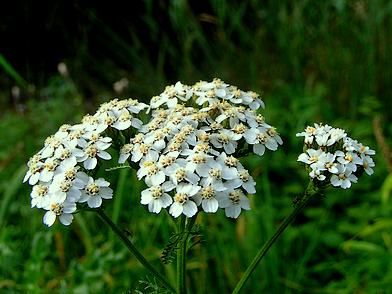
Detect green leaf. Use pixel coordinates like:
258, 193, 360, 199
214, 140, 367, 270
342, 240, 386, 254
0, 53, 28, 88
381, 173, 392, 206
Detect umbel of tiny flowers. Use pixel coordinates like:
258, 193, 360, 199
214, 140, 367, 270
23, 78, 282, 228
296, 123, 376, 189
130, 78, 282, 219
23, 98, 147, 227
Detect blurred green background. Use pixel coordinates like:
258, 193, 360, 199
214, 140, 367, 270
1, 1, 391, 293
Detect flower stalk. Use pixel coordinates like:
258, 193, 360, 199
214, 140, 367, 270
176, 215, 187, 294
175, 213, 199, 294
94, 208, 176, 293
232, 181, 319, 294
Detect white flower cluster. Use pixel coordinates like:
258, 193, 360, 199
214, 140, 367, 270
129, 78, 282, 219
23, 98, 147, 226
296, 123, 375, 189
24, 78, 282, 226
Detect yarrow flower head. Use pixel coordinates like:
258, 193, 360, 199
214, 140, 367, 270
23, 98, 147, 226
133, 78, 282, 219
296, 123, 375, 189
24, 79, 282, 227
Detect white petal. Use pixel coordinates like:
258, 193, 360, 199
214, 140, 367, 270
43, 211, 56, 227
160, 194, 173, 208
99, 187, 113, 199
253, 144, 265, 156
141, 190, 153, 205
169, 202, 183, 218
59, 213, 73, 226
183, 201, 197, 217
202, 199, 219, 213
87, 196, 102, 208
98, 150, 112, 160
149, 201, 162, 214
84, 157, 97, 170
225, 205, 241, 219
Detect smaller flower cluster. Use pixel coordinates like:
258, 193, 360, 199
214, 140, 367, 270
23, 98, 147, 226
296, 123, 375, 189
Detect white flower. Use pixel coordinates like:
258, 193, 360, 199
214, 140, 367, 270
137, 157, 166, 186
298, 123, 375, 188
309, 166, 326, 181
216, 152, 244, 180
193, 182, 226, 213
76, 139, 112, 170
358, 144, 376, 156
326, 128, 347, 146
296, 125, 317, 144
67, 124, 87, 148
159, 82, 191, 108
43, 196, 77, 227
336, 151, 363, 172
230, 169, 256, 194
39, 157, 60, 182
228, 87, 246, 104
186, 153, 214, 176
231, 123, 248, 140
361, 154, 375, 175
126, 98, 148, 114
54, 124, 72, 140
53, 144, 78, 167
49, 170, 88, 202
26, 80, 285, 222
318, 152, 338, 174
198, 160, 225, 186
157, 152, 180, 173
297, 149, 324, 168
118, 143, 134, 164
23, 160, 44, 185
244, 128, 278, 156
181, 142, 219, 158
195, 89, 219, 105
264, 126, 283, 146
112, 108, 143, 130
210, 129, 241, 154
93, 110, 116, 133
81, 114, 100, 132
246, 113, 265, 128
169, 183, 200, 218
218, 188, 250, 219
30, 182, 51, 209
331, 164, 358, 189
215, 107, 246, 128
144, 130, 167, 151
131, 142, 159, 163
169, 166, 200, 186
39, 135, 63, 159
79, 177, 113, 208
141, 182, 173, 214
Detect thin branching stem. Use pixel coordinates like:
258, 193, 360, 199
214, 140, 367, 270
176, 215, 187, 294
175, 213, 199, 294
95, 208, 176, 293
232, 181, 318, 294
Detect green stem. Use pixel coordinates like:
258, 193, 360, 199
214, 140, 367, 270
232, 182, 318, 294
175, 214, 198, 294
95, 208, 176, 293
176, 215, 187, 294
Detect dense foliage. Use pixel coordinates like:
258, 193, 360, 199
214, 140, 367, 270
0, 1, 391, 293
